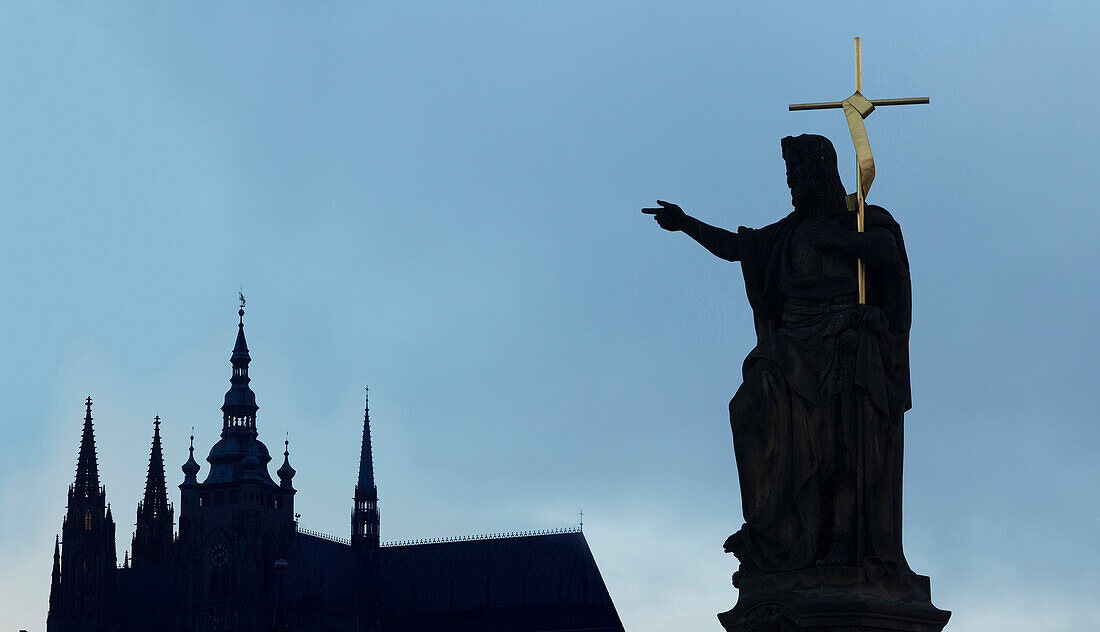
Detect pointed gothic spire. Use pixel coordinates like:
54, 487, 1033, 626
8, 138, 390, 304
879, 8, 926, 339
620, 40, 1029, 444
132, 414, 175, 568
47, 534, 61, 629
221, 300, 258, 434
141, 416, 169, 518
54, 399, 117, 630
352, 387, 380, 549
51, 535, 61, 581
357, 387, 375, 495
73, 396, 101, 498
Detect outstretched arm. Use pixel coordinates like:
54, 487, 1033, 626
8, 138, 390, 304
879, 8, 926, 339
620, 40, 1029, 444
642, 200, 740, 262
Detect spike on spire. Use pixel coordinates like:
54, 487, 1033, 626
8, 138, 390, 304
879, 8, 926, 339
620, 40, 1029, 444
73, 396, 101, 498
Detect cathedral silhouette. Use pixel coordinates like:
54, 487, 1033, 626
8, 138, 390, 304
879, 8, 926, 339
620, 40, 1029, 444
46, 307, 624, 632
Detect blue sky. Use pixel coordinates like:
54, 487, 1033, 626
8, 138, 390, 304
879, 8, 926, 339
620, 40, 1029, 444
1, 2, 1098, 630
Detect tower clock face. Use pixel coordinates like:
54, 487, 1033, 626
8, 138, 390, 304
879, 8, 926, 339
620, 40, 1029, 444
211, 541, 229, 568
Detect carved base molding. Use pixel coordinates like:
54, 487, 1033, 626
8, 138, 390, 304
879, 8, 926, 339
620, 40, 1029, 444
718, 567, 950, 632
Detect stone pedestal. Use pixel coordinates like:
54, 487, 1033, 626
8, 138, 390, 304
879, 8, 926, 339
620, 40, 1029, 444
718, 567, 950, 632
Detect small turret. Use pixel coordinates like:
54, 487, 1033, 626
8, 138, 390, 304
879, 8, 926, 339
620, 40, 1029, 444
177, 430, 201, 544
278, 437, 296, 489
181, 432, 200, 483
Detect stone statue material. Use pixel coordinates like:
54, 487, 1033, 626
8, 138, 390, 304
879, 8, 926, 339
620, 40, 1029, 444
643, 134, 948, 631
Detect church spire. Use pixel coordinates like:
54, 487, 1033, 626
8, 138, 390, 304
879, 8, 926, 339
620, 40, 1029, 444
52, 534, 61, 577
47, 535, 61, 631
132, 416, 174, 567
352, 387, 380, 549
52, 398, 117, 632
50, 535, 61, 588
141, 416, 169, 517
357, 387, 376, 494
221, 296, 258, 435
73, 397, 101, 499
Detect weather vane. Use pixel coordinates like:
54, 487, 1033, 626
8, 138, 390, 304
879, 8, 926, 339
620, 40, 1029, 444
789, 36, 929, 304
239, 291, 246, 310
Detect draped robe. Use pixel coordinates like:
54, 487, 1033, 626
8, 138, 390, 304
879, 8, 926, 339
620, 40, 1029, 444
727, 204, 912, 579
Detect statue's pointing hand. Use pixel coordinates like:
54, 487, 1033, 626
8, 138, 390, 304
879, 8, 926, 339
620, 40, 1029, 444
642, 200, 687, 232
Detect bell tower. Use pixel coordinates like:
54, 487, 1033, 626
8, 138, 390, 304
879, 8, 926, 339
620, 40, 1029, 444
176, 302, 296, 632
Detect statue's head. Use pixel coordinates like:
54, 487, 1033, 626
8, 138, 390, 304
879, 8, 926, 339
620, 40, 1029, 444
781, 134, 848, 216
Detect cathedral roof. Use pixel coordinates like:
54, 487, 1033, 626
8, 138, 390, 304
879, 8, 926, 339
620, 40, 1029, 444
374, 531, 620, 623
281, 530, 622, 630
283, 533, 370, 609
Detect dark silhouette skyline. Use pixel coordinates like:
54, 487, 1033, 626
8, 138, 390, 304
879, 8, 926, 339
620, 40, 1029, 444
3, 5, 1097, 632
46, 309, 623, 632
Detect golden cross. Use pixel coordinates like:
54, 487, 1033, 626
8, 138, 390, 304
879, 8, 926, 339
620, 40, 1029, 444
789, 37, 929, 304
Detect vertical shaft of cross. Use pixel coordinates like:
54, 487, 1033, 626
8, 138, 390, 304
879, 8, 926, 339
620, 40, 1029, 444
855, 37, 862, 93
854, 37, 867, 304
788, 38, 929, 306
853, 36, 866, 565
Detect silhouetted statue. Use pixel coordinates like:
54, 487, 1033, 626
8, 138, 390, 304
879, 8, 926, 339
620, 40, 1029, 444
643, 134, 912, 582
